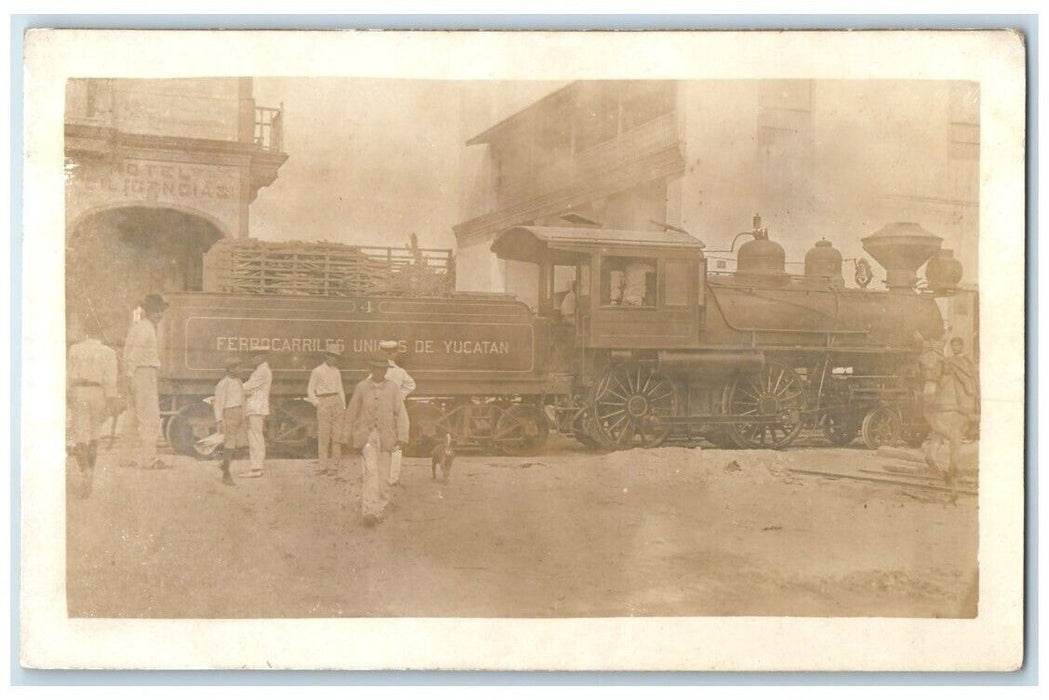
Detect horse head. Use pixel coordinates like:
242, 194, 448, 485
918, 347, 945, 400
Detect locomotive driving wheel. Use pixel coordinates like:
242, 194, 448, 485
590, 363, 677, 450
725, 361, 806, 449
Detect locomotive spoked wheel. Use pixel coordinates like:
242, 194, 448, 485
271, 399, 319, 457
725, 362, 806, 449
165, 401, 219, 458
493, 404, 550, 455
591, 364, 677, 450
821, 414, 859, 446
860, 406, 903, 449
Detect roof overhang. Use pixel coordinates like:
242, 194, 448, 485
491, 226, 705, 264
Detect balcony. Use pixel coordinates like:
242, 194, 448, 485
575, 112, 679, 179
456, 111, 683, 243
254, 105, 284, 152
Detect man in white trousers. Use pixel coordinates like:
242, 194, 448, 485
241, 348, 273, 478
378, 339, 415, 487
307, 346, 346, 476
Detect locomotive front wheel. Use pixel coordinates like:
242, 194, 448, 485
821, 414, 859, 447
860, 406, 902, 449
493, 404, 550, 455
725, 362, 805, 449
591, 364, 677, 450
165, 401, 218, 458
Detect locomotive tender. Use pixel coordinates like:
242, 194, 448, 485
160, 217, 961, 456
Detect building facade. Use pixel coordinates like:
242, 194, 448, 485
65, 78, 287, 342
454, 80, 979, 316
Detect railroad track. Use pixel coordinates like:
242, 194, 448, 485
787, 465, 977, 497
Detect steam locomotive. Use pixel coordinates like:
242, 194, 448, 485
159, 217, 963, 456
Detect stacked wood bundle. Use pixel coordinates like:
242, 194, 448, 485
202, 238, 454, 297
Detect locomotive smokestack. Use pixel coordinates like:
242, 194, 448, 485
861, 222, 943, 293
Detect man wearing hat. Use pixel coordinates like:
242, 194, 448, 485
213, 355, 247, 486
67, 316, 119, 487
379, 340, 415, 486
307, 345, 346, 476
119, 294, 170, 470
341, 353, 409, 525
241, 347, 273, 478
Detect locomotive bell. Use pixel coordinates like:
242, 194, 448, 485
925, 248, 964, 293
861, 222, 942, 293
803, 239, 844, 287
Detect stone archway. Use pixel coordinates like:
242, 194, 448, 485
67, 206, 225, 346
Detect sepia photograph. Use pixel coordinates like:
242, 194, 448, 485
21, 29, 1026, 671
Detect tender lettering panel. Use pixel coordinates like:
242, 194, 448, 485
184, 316, 535, 373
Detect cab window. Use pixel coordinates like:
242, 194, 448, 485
601, 256, 657, 307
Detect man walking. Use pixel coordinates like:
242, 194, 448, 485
120, 294, 171, 470
307, 345, 346, 476
67, 318, 119, 489
241, 348, 273, 478
213, 356, 246, 486
342, 354, 409, 526
378, 340, 414, 486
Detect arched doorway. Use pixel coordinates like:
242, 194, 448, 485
66, 206, 226, 345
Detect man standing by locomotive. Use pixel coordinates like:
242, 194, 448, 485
68, 317, 119, 486
213, 355, 247, 486
241, 347, 273, 478
379, 339, 415, 487
342, 354, 409, 526
307, 345, 346, 476
119, 294, 171, 470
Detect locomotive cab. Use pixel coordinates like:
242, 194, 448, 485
492, 226, 708, 356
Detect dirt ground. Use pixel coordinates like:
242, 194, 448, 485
66, 435, 979, 619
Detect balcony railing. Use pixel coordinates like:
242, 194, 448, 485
574, 111, 678, 177
496, 111, 679, 209
254, 105, 284, 152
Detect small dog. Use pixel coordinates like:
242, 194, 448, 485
431, 433, 455, 481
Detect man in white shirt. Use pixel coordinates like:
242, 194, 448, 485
307, 346, 346, 476
560, 281, 577, 324
67, 320, 119, 486
379, 340, 415, 486
119, 294, 171, 470
241, 348, 273, 478
213, 356, 246, 486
